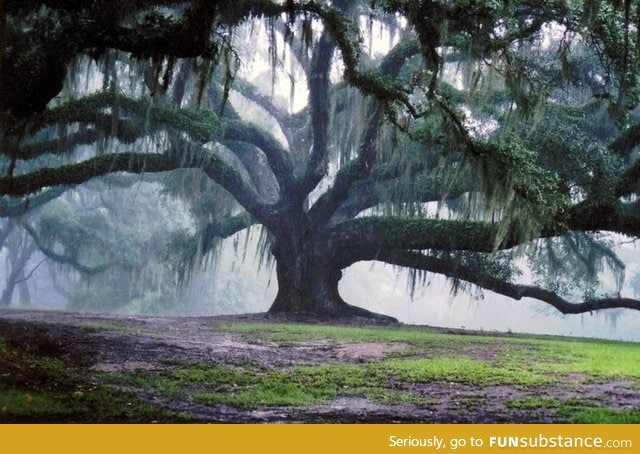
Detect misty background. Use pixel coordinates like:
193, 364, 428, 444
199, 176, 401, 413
2, 15, 640, 342
2, 201, 640, 342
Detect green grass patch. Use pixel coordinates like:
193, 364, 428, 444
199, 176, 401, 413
106, 355, 549, 410
5, 321, 640, 421
194, 378, 323, 407
492, 336, 640, 381
568, 407, 640, 423
0, 389, 74, 416
218, 322, 640, 380
375, 357, 550, 386
538, 341, 640, 378
216, 322, 506, 346
106, 364, 256, 400
108, 361, 433, 409
554, 397, 640, 423
505, 397, 640, 423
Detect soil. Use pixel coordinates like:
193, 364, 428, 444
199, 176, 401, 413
0, 309, 638, 423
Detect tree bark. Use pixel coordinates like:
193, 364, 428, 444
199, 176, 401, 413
266, 221, 397, 323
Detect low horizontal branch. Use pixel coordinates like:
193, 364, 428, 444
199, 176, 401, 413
327, 216, 505, 253
375, 249, 640, 315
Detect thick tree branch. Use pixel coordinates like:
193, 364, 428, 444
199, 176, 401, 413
327, 216, 506, 253
0, 148, 269, 220
308, 37, 423, 226
12, 121, 140, 161
33, 91, 222, 145
232, 79, 300, 135
372, 249, 640, 315
223, 141, 280, 203
567, 199, 640, 237
308, 107, 384, 226
614, 158, 640, 197
300, 30, 335, 195
610, 122, 640, 156
223, 119, 293, 192
82, 2, 217, 58
201, 212, 256, 254
328, 173, 473, 226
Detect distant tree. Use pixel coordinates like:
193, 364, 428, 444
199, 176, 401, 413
2, 1, 640, 320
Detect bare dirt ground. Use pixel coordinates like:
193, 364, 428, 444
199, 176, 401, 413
1, 309, 638, 423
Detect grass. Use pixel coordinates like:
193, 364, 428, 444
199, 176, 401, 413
375, 357, 550, 386
108, 361, 436, 408
107, 355, 547, 410
504, 396, 640, 423
215, 321, 506, 346
0, 335, 188, 422
569, 408, 640, 423
0, 389, 74, 417
3, 320, 640, 422
220, 321, 640, 380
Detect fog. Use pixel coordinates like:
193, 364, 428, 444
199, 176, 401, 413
3, 9, 640, 343
3, 217, 639, 342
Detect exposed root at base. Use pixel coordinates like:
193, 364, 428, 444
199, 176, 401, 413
266, 302, 399, 326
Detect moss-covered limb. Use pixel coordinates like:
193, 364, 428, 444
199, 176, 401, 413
200, 212, 256, 254
34, 91, 222, 145
307, 157, 367, 226
0, 152, 178, 197
164, 138, 272, 219
4, 1, 197, 117
11, 122, 140, 162
609, 121, 640, 156
232, 79, 306, 140
231, 79, 309, 173
223, 140, 280, 203
567, 198, 640, 237
371, 249, 640, 315
0, 147, 269, 219
0, 187, 69, 218
308, 106, 385, 227
300, 30, 335, 195
614, 157, 640, 197
326, 216, 508, 253
223, 119, 293, 192
378, 38, 421, 77
5, 0, 185, 16
328, 173, 474, 226
20, 222, 112, 276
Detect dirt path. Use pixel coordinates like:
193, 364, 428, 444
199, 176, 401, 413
1, 309, 638, 423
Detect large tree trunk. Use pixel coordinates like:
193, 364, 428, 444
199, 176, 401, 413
266, 226, 397, 323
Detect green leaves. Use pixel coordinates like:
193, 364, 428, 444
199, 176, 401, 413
470, 133, 568, 244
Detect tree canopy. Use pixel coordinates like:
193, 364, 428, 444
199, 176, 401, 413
2, 0, 640, 320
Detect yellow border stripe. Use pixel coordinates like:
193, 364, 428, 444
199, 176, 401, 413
1, 424, 638, 454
